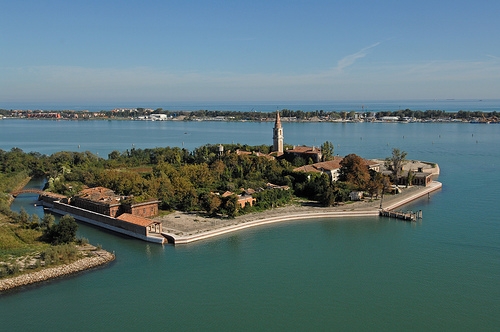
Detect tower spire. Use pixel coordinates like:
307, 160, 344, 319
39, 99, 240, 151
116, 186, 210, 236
275, 110, 282, 128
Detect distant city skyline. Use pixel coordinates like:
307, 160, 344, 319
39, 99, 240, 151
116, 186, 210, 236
2, 0, 500, 103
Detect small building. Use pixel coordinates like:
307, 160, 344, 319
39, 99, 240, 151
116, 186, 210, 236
116, 213, 162, 236
293, 157, 380, 182
122, 200, 160, 218
285, 145, 323, 163
237, 194, 256, 208
349, 191, 364, 201
266, 183, 290, 190
150, 114, 167, 121
222, 190, 256, 208
72, 187, 159, 218
72, 187, 122, 217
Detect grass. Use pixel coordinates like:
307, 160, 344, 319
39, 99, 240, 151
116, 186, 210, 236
0, 213, 83, 279
0, 222, 49, 261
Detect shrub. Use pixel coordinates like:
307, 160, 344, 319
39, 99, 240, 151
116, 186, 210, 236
42, 214, 78, 245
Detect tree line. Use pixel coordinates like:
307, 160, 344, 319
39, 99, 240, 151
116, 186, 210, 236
1, 143, 405, 218
2, 107, 498, 121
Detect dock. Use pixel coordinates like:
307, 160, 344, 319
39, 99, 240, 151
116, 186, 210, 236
379, 209, 422, 221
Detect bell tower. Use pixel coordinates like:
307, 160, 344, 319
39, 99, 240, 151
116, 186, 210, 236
273, 111, 283, 154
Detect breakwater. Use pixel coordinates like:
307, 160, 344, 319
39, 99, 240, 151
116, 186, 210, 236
0, 250, 115, 292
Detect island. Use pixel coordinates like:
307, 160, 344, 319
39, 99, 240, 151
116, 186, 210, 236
1, 112, 442, 290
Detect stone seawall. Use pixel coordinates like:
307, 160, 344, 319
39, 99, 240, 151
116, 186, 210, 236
0, 250, 115, 292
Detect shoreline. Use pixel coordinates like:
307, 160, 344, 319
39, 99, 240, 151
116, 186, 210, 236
160, 181, 442, 244
0, 248, 115, 293
2, 116, 497, 124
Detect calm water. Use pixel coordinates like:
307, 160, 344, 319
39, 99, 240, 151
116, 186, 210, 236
1, 117, 500, 331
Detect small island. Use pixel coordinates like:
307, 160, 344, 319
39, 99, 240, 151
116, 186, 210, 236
1, 112, 441, 289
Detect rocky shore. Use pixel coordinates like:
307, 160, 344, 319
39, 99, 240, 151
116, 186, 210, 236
0, 249, 115, 292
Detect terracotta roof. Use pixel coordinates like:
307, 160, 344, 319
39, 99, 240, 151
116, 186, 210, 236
311, 157, 344, 170
235, 149, 252, 156
286, 146, 321, 154
293, 156, 377, 173
77, 187, 119, 202
293, 156, 342, 173
116, 213, 157, 227
293, 164, 320, 173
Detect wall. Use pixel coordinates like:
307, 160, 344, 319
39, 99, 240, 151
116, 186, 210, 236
52, 201, 146, 236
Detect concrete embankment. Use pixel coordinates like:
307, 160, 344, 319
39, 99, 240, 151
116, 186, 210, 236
168, 210, 379, 244
0, 250, 115, 292
383, 181, 442, 210
164, 181, 443, 245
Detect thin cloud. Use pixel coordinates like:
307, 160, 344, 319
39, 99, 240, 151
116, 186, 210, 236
335, 42, 381, 72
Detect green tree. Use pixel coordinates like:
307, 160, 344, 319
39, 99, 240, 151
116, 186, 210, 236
18, 207, 30, 227
367, 172, 389, 198
41, 214, 55, 230
385, 148, 408, 182
321, 141, 335, 161
199, 192, 222, 215
220, 195, 238, 218
43, 214, 78, 245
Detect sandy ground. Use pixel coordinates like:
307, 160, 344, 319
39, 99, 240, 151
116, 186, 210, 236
156, 182, 441, 239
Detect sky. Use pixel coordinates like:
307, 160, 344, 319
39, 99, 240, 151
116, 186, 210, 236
1, 0, 500, 104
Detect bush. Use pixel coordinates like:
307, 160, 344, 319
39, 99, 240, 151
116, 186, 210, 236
76, 237, 89, 245
42, 214, 78, 245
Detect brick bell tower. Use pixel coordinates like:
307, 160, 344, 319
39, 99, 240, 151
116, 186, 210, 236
273, 111, 284, 154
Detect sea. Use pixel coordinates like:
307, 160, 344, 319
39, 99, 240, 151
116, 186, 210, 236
1, 100, 499, 331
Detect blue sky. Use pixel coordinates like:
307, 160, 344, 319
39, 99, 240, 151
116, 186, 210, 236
1, 0, 499, 103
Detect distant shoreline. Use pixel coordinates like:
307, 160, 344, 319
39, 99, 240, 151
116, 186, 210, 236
1, 116, 497, 124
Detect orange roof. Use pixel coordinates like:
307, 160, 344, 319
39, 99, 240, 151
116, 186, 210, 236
286, 146, 321, 155
293, 156, 380, 173
116, 213, 157, 227
293, 164, 320, 173
311, 156, 344, 170
78, 187, 119, 202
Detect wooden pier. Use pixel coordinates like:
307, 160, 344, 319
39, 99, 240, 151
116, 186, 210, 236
379, 209, 422, 222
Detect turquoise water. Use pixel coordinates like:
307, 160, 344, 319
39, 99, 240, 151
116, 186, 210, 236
1, 119, 500, 331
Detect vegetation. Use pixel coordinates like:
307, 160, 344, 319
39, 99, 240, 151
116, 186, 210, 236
385, 148, 408, 183
0, 211, 83, 279
1, 142, 397, 215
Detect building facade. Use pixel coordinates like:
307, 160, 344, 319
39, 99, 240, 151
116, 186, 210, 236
71, 187, 159, 218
